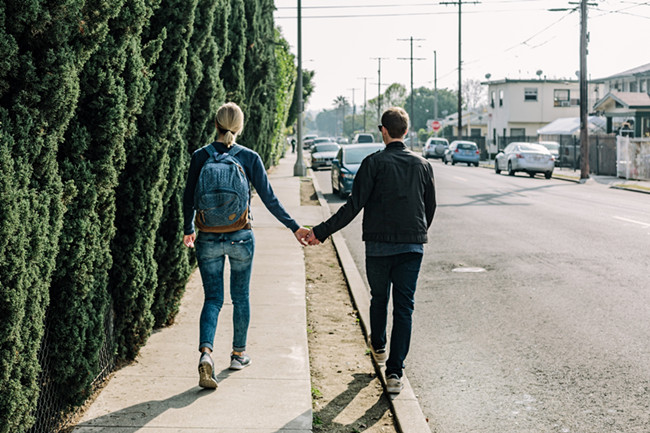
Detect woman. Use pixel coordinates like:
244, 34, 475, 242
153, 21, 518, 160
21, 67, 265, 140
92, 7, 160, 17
183, 102, 308, 389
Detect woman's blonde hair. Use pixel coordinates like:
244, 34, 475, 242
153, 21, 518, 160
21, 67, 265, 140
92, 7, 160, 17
216, 102, 244, 147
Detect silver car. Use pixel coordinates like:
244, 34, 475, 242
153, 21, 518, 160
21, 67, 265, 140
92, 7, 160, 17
422, 137, 449, 159
310, 142, 341, 170
495, 142, 555, 179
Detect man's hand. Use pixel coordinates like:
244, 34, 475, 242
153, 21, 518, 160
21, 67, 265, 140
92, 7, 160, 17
183, 233, 196, 248
306, 229, 321, 246
294, 227, 310, 246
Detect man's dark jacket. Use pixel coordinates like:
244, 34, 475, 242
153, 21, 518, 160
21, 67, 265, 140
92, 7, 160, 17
313, 141, 436, 244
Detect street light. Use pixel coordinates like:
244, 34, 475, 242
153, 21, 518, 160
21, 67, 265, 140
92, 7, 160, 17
293, 0, 306, 176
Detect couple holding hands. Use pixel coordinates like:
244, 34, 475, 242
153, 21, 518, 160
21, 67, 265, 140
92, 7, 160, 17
183, 103, 436, 394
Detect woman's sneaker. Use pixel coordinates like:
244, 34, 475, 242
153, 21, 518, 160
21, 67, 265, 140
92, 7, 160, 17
229, 352, 251, 370
367, 336, 388, 364
198, 352, 218, 389
386, 374, 403, 394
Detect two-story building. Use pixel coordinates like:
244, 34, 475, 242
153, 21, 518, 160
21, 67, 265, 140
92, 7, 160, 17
481, 78, 601, 153
591, 62, 650, 137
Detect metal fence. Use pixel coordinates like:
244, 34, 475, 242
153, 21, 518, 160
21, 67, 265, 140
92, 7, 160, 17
540, 134, 617, 175
28, 306, 116, 433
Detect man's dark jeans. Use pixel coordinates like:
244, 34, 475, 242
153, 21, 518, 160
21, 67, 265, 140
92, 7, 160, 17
366, 252, 423, 378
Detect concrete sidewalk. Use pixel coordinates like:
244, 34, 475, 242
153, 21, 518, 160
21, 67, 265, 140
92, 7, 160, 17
73, 152, 323, 432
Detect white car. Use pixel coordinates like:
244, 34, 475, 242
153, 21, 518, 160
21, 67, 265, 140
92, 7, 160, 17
495, 142, 555, 179
422, 137, 449, 159
310, 142, 341, 170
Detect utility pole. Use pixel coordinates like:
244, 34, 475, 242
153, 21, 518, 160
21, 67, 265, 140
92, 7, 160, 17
550, 1, 595, 180
358, 77, 370, 132
348, 88, 358, 135
371, 57, 388, 124
434, 50, 439, 120
293, 0, 306, 176
442, 0, 479, 140
398, 36, 425, 147
578, 0, 590, 181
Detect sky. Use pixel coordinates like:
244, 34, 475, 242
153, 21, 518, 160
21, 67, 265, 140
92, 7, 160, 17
273, 0, 650, 114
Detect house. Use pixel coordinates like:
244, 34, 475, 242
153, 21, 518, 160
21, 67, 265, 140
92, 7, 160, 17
591, 63, 650, 137
440, 107, 488, 138
481, 78, 602, 153
537, 116, 607, 138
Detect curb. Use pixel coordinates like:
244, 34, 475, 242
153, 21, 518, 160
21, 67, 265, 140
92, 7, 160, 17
309, 169, 431, 433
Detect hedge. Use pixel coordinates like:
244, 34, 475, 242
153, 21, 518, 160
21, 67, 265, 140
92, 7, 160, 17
0, 2, 300, 430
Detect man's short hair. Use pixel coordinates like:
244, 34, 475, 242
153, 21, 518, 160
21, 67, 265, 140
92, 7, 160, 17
381, 107, 409, 139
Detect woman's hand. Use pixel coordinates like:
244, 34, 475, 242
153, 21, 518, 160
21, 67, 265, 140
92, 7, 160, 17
183, 233, 196, 248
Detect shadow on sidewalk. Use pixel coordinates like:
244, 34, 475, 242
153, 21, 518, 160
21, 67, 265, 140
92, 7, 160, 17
70, 386, 213, 432
308, 372, 390, 432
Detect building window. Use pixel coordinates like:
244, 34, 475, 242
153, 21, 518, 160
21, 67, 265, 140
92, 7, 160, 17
641, 80, 647, 93
499, 90, 504, 107
510, 128, 525, 137
630, 81, 638, 92
491, 91, 495, 108
524, 88, 538, 101
554, 89, 570, 107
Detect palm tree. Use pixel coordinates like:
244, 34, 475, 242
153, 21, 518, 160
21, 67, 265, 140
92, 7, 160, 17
333, 95, 348, 136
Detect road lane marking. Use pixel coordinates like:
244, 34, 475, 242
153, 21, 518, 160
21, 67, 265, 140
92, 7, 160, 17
453, 176, 468, 182
613, 216, 650, 228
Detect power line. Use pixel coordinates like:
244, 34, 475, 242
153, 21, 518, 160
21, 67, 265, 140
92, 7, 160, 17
275, 8, 551, 19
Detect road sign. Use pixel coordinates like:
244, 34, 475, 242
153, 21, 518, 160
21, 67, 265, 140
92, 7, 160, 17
431, 120, 441, 132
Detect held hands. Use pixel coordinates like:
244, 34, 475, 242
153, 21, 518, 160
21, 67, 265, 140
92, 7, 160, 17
294, 227, 310, 246
305, 228, 321, 246
294, 227, 321, 246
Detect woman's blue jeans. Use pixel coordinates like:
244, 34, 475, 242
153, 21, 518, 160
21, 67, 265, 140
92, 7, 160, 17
195, 229, 255, 353
366, 252, 423, 378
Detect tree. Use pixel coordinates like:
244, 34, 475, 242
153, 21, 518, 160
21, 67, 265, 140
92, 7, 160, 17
271, 28, 297, 163
404, 87, 458, 132
332, 95, 349, 136
462, 78, 487, 111
286, 68, 315, 131
109, 0, 196, 361
315, 109, 339, 136
0, 0, 117, 430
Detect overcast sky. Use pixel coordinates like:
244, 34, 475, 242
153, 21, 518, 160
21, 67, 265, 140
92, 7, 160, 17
273, 0, 650, 113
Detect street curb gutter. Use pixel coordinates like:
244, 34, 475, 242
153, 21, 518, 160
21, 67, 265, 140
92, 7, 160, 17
309, 170, 431, 433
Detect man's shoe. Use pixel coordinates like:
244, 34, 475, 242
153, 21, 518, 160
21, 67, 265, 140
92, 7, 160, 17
198, 352, 218, 389
386, 374, 403, 394
367, 336, 388, 364
229, 352, 251, 370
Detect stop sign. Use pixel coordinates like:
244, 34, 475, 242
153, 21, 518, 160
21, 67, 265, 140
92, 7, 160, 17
431, 120, 441, 132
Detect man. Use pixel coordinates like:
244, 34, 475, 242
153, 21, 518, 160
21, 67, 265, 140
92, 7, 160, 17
306, 107, 436, 394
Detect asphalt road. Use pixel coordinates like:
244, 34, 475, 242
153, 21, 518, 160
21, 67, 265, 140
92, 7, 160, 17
313, 160, 650, 433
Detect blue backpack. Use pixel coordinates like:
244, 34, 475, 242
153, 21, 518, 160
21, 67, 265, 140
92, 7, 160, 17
194, 143, 250, 232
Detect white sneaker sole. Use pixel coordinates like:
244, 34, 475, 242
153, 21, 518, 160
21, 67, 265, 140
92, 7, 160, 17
229, 359, 252, 370
198, 362, 218, 389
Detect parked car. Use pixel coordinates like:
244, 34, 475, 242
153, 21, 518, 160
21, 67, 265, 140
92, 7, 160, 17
331, 143, 385, 197
302, 134, 318, 149
494, 142, 555, 179
335, 136, 350, 144
310, 142, 341, 170
539, 141, 560, 166
308, 137, 336, 150
422, 137, 450, 159
443, 140, 480, 166
352, 133, 375, 144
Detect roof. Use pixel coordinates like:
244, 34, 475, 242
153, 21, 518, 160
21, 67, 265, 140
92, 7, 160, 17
593, 91, 650, 110
536, 116, 607, 135
593, 62, 650, 82
480, 78, 578, 85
